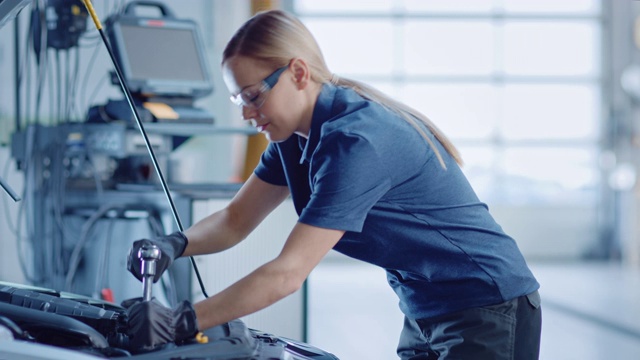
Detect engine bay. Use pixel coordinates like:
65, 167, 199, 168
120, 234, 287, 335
0, 282, 338, 360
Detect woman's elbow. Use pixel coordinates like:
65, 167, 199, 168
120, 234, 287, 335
269, 265, 306, 298
283, 273, 305, 296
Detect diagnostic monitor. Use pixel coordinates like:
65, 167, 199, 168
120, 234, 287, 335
107, 2, 213, 99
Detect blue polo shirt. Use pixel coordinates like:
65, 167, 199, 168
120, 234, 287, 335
254, 83, 539, 320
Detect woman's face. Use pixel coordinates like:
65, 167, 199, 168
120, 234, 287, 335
222, 56, 313, 142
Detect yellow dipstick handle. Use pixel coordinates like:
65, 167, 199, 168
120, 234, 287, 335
81, 0, 102, 30
195, 332, 209, 344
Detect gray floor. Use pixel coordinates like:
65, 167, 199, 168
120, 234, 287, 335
307, 259, 640, 360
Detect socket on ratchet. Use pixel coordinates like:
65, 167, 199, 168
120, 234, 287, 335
138, 244, 161, 301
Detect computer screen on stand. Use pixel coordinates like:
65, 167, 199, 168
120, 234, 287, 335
100, 2, 215, 124
107, 3, 213, 99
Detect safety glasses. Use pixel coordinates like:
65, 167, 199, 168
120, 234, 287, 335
230, 65, 289, 109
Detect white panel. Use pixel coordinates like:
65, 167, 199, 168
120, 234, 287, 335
191, 198, 304, 340
503, 146, 599, 196
303, 19, 395, 75
503, 0, 601, 14
404, 20, 495, 75
401, 83, 498, 139
456, 145, 600, 210
402, 0, 494, 13
295, 0, 394, 13
490, 204, 598, 259
503, 21, 600, 76
501, 84, 600, 140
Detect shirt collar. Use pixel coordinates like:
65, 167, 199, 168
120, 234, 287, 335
299, 83, 337, 164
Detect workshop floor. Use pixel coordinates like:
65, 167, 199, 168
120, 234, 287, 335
307, 259, 640, 360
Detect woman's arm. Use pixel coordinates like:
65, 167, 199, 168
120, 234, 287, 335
182, 173, 290, 256
193, 221, 345, 330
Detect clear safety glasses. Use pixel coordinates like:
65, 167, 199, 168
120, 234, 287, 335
230, 65, 289, 109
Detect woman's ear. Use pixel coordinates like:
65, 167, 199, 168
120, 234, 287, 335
290, 58, 310, 90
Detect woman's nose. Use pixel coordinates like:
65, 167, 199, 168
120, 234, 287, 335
241, 106, 259, 121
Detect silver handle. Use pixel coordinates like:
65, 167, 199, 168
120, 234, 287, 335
138, 244, 161, 302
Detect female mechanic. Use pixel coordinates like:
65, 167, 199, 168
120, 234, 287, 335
126, 9, 542, 360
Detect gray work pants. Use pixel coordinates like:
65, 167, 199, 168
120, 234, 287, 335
397, 291, 542, 360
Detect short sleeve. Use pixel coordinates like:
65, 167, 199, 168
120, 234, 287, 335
254, 142, 288, 186
299, 132, 391, 232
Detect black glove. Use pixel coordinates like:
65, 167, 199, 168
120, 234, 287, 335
126, 298, 199, 353
126, 231, 188, 283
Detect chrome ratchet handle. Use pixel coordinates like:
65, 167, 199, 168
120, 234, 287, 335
138, 244, 161, 302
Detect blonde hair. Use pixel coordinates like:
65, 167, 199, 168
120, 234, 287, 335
223, 10, 462, 168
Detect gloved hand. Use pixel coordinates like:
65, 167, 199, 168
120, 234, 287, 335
125, 298, 199, 353
126, 231, 188, 283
